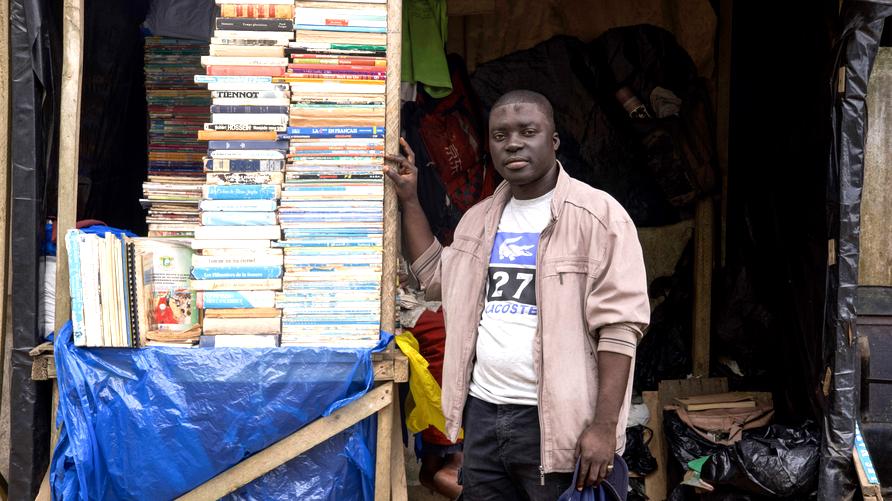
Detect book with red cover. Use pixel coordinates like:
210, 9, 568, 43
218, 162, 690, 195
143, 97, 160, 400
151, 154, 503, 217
207, 65, 286, 77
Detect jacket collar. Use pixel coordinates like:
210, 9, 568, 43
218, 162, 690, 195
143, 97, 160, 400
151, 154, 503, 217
484, 161, 571, 233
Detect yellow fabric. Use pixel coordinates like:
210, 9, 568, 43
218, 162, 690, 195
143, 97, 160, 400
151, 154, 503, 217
395, 330, 455, 437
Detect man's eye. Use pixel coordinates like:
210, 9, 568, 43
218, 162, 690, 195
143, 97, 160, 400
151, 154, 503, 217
493, 133, 505, 141
523, 129, 537, 136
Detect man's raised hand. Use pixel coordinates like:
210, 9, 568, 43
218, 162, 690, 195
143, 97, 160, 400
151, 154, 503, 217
384, 137, 419, 205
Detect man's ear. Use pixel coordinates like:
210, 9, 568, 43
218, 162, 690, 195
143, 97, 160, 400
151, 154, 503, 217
553, 132, 560, 151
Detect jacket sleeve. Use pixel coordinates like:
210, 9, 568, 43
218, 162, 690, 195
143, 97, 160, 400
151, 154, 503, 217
409, 239, 444, 301
586, 219, 651, 358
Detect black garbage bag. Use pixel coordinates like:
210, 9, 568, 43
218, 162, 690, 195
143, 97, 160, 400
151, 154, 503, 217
663, 411, 723, 468
701, 423, 819, 498
623, 425, 658, 475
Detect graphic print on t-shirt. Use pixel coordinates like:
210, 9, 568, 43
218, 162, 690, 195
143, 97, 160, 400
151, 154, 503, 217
484, 232, 538, 314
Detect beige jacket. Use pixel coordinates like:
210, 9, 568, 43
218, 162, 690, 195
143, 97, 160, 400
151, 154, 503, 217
410, 165, 650, 473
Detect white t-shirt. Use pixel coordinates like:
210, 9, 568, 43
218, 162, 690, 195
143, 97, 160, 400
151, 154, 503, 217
468, 189, 554, 406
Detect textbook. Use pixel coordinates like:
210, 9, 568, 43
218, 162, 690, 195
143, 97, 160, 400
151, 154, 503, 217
193, 225, 282, 240
200, 211, 279, 226
191, 265, 284, 280
205, 172, 284, 185
203, 158, 285, 172
190, 278, 283, 291
199, 334, 280, 348
199, 199, 279, 212
197, 290, 277, 309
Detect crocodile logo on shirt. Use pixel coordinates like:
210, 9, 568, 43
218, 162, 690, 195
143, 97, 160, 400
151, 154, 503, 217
498, 236, 535, 262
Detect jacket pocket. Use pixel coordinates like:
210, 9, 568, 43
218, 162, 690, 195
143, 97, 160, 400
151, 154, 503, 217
541, 256, 599, 278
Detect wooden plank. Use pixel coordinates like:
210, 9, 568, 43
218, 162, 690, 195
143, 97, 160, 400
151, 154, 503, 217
380, 0, 402, 339
177, 383, 393, 501
375, 382, 394, 501
717, 0, 732, 267
55, 0, 85, 334
0, 0, 13, 451
389, 389, 408, 501
657, 377, 728, 409
642, 391, 666, 501
692, 199, 714, 377
860, 47, 892, 286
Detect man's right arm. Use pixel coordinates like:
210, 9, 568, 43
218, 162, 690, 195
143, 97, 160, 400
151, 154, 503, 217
384, 138, 438, 272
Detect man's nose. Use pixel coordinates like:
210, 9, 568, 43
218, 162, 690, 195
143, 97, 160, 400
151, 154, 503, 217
505, 137, 522, 151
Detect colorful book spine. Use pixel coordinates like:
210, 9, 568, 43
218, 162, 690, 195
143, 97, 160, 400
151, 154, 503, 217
203, 158, 285, 172
206, 66, 286, 77
199, 199, 279, 211
210, 105, 290, 114
200, 211, 278, 226
219, 4, 294, 19
215, 18, 293, 31
283, 126, 385, 138
191, 266, 284, 280
202, 184, 281, 200
198, 290, 277, 309
195, 75, 273, 84
65, 230, 86, 345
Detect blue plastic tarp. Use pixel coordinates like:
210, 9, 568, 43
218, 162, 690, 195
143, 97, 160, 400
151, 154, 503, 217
50, 322, 392, 500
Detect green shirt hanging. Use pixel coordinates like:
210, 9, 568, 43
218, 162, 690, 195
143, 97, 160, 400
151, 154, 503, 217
402, 0, 453, 98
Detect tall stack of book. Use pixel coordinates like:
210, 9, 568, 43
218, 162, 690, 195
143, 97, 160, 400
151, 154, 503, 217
190, 0, 296, 347
142, 37, 210, 239
273, 0, 387, 347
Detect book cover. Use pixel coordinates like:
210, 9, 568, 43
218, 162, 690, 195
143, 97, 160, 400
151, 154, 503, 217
135, 240, 200, 334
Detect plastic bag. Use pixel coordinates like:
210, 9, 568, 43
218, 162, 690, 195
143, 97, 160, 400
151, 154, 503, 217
622, 425, 657, 475
395, 330, 450, 436
51, 322, 392, 500
701, 423, 819, 498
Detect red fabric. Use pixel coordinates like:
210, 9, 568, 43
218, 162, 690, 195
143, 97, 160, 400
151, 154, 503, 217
411, 309, 460, 446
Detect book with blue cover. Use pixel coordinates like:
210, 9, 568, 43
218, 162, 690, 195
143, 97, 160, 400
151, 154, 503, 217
200, 211, 278, 226
202, 184, 281, 200
191, 265, 284, 280
198, 291, 277, 309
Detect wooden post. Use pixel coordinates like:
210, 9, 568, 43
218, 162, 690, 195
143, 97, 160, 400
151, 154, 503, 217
692, 199, 714, 377
177, 384, 394, 501
0, 0, 13, 428
717, 0, 732, 268
389, 394, 408, 501
375, 382, 394, 501
381, 0, 402, 337
55, 0, 85, 333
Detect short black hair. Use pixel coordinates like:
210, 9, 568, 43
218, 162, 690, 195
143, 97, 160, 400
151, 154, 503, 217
491, 90, 555, 130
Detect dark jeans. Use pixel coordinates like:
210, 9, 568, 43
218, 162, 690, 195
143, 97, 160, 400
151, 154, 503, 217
461, 396, 574, 501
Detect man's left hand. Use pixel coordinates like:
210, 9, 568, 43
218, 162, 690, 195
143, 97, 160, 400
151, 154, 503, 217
574, 422, 617, 490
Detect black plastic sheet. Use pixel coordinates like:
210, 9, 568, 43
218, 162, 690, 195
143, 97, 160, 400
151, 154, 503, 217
9, 0, 60, 497
822, 1, 892, 498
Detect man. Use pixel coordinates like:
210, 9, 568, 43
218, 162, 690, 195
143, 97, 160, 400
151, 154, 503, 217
385, 90, 650, 499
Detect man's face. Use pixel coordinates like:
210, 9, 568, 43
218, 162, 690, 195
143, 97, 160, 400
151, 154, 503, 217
488, 102, 560, 199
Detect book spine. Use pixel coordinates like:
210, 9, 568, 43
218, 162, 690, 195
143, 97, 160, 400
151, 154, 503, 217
295, 24, 386, 33
207, 140, 288, 150
202, 184, 281, 200
190, 278, 283, 291
199, 334, 280, 348
211, 114, 289, 126
204, 158, 285, 172
206, 171, 284, 184
216, 18, 294, 31
208, 150, 285, 159
210, 105, 289, 114
198, 291, 277, 309
284, 126, 385, 138
195, 75, 273, 84
212, 98, 290, 106
206, 66, 285, 77
286, 63, 386, 72
200, 199, 278, 211
204, 123, 286, 132
219, 4, 293, 18
193, 255, 283, 267
193, 225, 282, 240
211, 90, 288, 99
202, 56, 289, 66
200, 211, 279, 226
210, 37, 284, 46
192, 266, 283, 280
202, 317, 281, 336
65, 230, 86, 345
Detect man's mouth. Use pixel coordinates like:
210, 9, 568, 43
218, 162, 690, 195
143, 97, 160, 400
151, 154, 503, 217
504, 157, 529, 169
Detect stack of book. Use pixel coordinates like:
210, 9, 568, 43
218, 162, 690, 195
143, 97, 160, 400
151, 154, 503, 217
142, 37, 210, 239
65, 230, 200, 347
272, 0, 387, 347
190, 0, 296, 347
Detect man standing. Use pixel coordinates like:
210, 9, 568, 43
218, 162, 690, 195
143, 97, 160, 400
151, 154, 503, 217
385, 90, 650, 499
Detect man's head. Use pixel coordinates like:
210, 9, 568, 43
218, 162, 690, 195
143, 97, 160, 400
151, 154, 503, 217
488, 90, 560, 199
